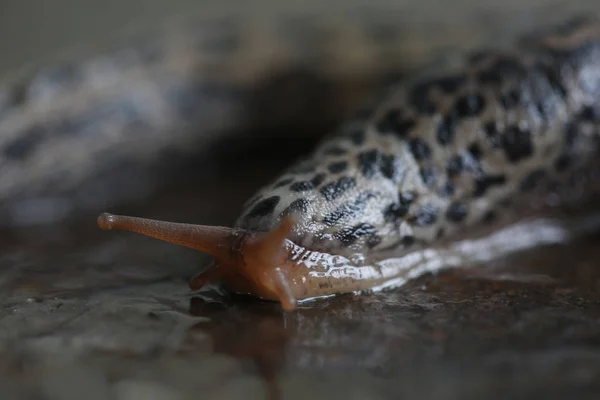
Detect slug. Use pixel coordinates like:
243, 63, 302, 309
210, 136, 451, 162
98, 16, 600, 311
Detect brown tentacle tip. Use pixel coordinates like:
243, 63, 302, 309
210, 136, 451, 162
189, 262, 225, 291
273, 268, 298, 311
97, 213, 116, 230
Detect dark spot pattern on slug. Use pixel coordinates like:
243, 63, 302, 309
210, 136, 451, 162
565, 122, 580, 148
246, 196, 280, 218
447, 151, 482, 176
446, 202, 469, 222
334, 223, 378, 245
380, 155, 397, 180
410, 76, 470, 115
436, 227, 445, 239
535, 62, 568, 101
383, 203, 405, 223
321, 177, 356, 201
273, 178, 294, 188
482, 210, 497, 224
579, 105, 600, 122
474, 174, 507, 197
310, 173, 326, 187
289, 173, 326, 192
409, 204, 439, 227
420, 167, 437, 187
409, 83, 438, 115
499, 197, 512, 208
280, 198, 310, 218
323, 192, 376, 226
437, 114, 457, 145
412, 75, 470, 98
453, 94, 486, 117
446, 155, 464, 177
438, 181, 455, 197
554, 154, 572, 171
502, 126, 534, 162
464, 152, 483, 173
520, 169, 546, 192
343, 127, 365, 145
358, 150, 379, 178
376, 109, 416, 138
383, 192, 415, 223
431, 75, 468, 93
358, 149, 396, 180
484, 121, 498, 137
409, 138, 432, 161
327, 161, 348, 174
3, 126, 45, 159
500, 90, 522, 108
402, 235, 415, 246
477, 58, 526, 85
468, 143, 483, 159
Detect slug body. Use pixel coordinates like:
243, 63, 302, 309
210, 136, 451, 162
98, 17, 600, 310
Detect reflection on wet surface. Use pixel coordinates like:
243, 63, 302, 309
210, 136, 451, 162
2, 180, 600, 399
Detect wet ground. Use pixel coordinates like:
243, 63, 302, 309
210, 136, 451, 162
2, 165, 600, 400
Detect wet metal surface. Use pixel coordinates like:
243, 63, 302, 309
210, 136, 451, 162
2, 181, 600, 399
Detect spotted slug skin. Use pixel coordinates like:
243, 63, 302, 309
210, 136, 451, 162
223, 16, 600, 302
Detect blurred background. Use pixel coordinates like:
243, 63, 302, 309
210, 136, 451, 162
2, 1, 600, 399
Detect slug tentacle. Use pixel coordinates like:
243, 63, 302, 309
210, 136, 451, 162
241, 216, 298, 310
272, 268, 298, 311
97, 213, 239, 261
98, 213, 301, 309
189, 261, 224, 291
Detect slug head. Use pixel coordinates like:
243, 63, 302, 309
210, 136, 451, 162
97, 213, 302, 310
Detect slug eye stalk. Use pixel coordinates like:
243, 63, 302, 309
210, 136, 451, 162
97, 213, 300, 310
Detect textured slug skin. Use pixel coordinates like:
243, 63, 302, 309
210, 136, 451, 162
99, 16, 600, 310
229, 16, 600, 301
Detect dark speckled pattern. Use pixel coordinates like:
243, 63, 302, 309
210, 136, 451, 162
236, 16, 600, 258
